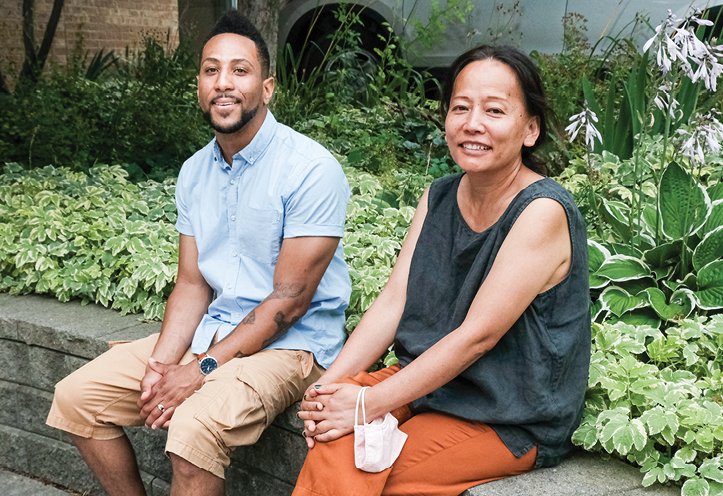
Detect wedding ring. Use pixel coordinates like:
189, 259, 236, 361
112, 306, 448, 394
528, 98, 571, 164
157, 404, 165, 413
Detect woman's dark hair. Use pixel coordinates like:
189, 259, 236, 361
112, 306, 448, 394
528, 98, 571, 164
441, 45, 550, 175
205, 10, 271, 79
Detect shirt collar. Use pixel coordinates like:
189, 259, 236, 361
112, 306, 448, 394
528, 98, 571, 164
211, 111, 277, 170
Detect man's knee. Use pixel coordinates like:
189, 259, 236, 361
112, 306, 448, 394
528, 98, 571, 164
52, 368, 94, 419
170, 453, 203, 478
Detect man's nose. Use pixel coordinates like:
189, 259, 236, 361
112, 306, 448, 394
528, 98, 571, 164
216, 68, 234, 90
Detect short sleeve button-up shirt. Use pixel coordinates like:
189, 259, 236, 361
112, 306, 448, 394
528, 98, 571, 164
175, 111, 351, 368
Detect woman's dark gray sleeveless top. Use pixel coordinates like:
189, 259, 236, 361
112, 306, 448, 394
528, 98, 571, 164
394, 173, 590, 468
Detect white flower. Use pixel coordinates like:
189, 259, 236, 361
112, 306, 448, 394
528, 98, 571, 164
653, 82, 679, 117
677, 109, 723, 165
644, 8, 723, 87
692, 42, 723, 91
644, 11, 687, 75
566, 101, 602, 149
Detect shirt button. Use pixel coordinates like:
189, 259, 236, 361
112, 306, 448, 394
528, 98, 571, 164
226, 284, 232, 289
233, 312, 240, 318
230, 179, 236, 185
231, 215, 236, 221
232, 251, 238, 257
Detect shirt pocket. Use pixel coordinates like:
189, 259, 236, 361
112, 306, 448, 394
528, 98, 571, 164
238, 206, 282, 264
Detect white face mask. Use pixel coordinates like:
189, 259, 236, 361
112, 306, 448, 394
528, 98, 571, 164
354, 386, 408, 473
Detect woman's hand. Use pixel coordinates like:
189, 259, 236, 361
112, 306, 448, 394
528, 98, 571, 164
298, 383, 363, 447
299, 383, 325, 448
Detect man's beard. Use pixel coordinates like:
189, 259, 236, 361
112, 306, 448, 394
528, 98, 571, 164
203, 102, 259, 135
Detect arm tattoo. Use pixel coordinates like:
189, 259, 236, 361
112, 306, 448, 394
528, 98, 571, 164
230, 286, 305, 356
268, 282, 307, 300
241, 309, 256, 325
261, 311, 300, 348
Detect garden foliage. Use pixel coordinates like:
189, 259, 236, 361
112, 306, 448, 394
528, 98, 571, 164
0, 162, 424, 361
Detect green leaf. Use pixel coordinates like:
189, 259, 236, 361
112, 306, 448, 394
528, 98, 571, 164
694, 226, 723, 271
600, 199, 632, 242
708, 183, 723, 201
696, 261, 723, 310
591, 299, 605, 320
600, 286, 648, 317
571, 423, 599, 450
643, 467, 665, 487
703, 201, 723, 236
644, 240, 683, 269
644, 287, 695, 321
659, 161, 711, 240
588, 239, 611, 271
595, 255, 652, 281
700, 459, 723, 483
683, 477, 710, 496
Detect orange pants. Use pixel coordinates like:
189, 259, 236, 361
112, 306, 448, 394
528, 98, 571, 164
293, 365, 537, 496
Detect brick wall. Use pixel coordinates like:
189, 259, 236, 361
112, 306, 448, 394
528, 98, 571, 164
0, 0, 179, 87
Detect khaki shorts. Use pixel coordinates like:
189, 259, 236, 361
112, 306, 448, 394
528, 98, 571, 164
46, 333, 323, 478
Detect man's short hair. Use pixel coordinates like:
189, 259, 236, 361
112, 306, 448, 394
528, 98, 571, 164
205, 10, 271, 79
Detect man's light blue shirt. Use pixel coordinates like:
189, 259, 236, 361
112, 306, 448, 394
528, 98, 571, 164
175, 111, 351, 368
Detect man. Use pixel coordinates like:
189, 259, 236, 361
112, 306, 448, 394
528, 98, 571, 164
46, 11, 351, 496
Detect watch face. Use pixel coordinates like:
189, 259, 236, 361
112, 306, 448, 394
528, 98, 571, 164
199, 356, 218, 375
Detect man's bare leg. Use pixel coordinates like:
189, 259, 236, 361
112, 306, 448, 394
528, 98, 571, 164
170, 453, 224, 496
69, 433, 147, 496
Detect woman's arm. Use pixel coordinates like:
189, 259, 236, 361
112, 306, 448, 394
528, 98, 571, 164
312, 187, 431, 385
301, 197, 573, 442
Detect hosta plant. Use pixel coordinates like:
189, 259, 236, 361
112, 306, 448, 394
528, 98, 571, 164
588, 160, 723, 328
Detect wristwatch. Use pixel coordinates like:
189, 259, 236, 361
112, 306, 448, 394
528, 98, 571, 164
197, 352, 219, 375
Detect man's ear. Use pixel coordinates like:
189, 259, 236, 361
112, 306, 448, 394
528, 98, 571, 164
263, 76, 275, 106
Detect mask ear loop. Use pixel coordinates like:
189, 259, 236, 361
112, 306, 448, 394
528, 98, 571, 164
355, 386, 370, 426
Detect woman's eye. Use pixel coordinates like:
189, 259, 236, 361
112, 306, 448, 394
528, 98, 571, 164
488, 108, 503, 114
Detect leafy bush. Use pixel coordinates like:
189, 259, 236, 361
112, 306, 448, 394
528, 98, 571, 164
0, 163, 426, 345
0, 38, 210, 182
585, 160, 723, 328
0, 163, 178, 319
573, 318, 723, 494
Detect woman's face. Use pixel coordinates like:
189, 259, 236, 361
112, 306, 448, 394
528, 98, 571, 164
445, 59, 540, 175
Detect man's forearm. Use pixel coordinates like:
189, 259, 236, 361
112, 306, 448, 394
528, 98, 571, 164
152, 280, 213, 364
208, 281, 311, 363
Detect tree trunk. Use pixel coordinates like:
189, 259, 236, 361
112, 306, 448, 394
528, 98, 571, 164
0, 70, 9, 94
19, 0, 66, 83
237, 0, 280, 76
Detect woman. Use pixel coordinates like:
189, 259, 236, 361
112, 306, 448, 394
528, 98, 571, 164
293, 45, 590, 496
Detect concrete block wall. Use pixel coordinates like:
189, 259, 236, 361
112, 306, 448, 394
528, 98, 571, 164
0, 293, 306, 496
0, 0, 179, 88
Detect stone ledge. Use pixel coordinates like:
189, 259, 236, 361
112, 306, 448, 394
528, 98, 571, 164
0, 293, 681, 495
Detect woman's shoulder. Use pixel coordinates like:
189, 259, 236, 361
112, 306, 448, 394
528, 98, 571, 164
427, 173, 463, 205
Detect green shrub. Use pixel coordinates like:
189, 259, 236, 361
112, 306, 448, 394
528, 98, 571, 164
0, 163, 178, 319
573, 318, 723, 494
0, 38, 210, 182
0, 162, 428, 353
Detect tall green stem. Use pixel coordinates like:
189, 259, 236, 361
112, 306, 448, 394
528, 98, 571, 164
656, 114, 671, 245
